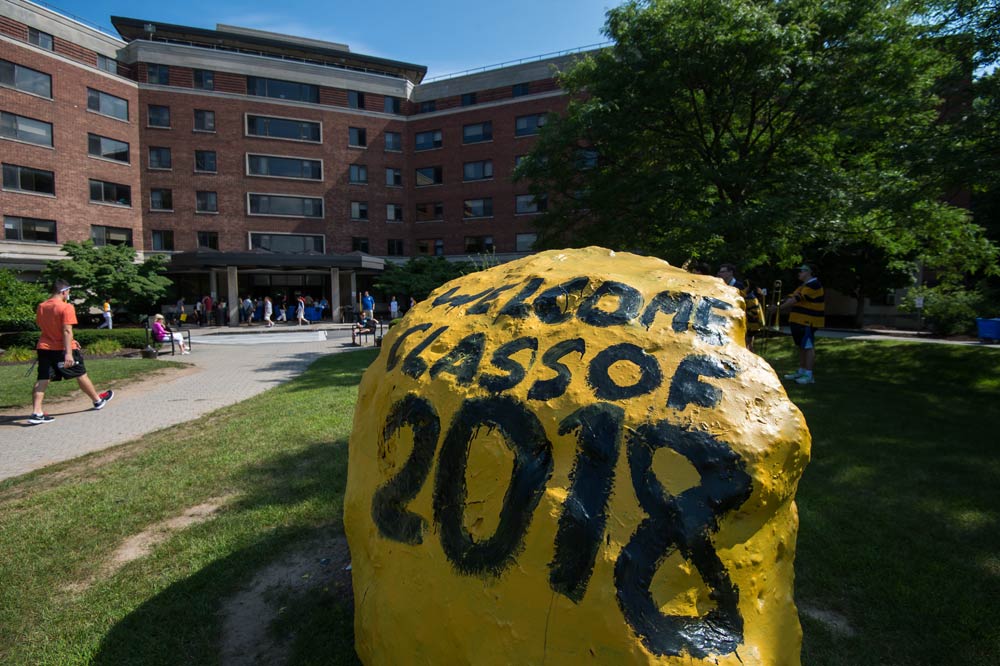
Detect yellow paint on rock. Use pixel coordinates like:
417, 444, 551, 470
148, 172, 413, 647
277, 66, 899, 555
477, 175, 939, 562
345, 247, 810, 665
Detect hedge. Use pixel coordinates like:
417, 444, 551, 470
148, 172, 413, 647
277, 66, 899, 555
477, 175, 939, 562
0, 328, 149, 350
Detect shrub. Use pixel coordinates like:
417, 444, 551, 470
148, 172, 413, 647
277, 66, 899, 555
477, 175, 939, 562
87, 339, 123, 355
0, 329, 149, 351
901, 284, 988, 336
0, 346, 35, 363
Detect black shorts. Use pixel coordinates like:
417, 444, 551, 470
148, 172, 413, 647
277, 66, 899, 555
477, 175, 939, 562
789, 323, 817, 350
36, 348, 87, 382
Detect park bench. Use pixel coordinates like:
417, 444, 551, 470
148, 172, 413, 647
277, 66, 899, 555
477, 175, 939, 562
355, 321, 384, 347
144, 317, 192, 355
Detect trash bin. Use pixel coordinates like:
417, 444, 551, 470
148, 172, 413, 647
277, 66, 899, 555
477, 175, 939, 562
975, 318, 1000, 342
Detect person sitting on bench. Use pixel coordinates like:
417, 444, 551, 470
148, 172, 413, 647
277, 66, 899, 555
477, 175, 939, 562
152, 314, 190, 354
352, 313, 379, 346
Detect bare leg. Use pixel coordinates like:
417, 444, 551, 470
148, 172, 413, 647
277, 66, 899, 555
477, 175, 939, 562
802, 348, 815, 372
76, 374, 101, 402
32, 379, 49, 414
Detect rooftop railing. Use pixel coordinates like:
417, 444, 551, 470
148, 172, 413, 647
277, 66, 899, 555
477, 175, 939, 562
423, 42, 611, 83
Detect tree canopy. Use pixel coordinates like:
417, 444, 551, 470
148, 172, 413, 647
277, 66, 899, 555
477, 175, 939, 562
517, 0, 997, 320
42, 242, 172, 320
0, 270, 48, 331
373, 257, 476, 304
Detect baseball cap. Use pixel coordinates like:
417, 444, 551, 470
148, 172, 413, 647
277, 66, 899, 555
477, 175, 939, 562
797, 264, 813, 273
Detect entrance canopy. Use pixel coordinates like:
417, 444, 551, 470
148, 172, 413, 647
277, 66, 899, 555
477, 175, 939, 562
168, 251, 385, 273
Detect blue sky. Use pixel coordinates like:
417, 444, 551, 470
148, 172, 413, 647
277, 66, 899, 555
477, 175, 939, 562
44, 0, 624, 77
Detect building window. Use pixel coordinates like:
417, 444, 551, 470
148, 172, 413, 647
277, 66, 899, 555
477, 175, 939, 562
463, 198, 493, 218
419, 100, 436, 113
2, 112, 53, 147
417, 239, 444, 256
87, 133, 128, 162
246, 115, 321, 142
415, 166, 443, 187
348, 127, 367, 147
246, 154, 321, 180
512, 82, 531, 97
97, 54, 117, 74
194, 109, 215, 132
88, 179, 131, 206
348, 90, 365, 109
87, 88, 128, 121
149, 147, 172, 169
461, 92, 477, 106
386, 204, 404, 222
148, 104, 170, 128
577, 148, 599, 170
352, 237, 369, 253
516, 194, 547, 214
196, 191, 218, 213
248, 193, 324, 218
463, 160, 493, 181
28, 28, 53, 51
4, 215, 56, 242
193, 69, 214, 90
465, 235, 494, 253
384, 96, 402, 114
516, 113, 548, 136
4, 164, 54, 196
387, 238, 404, 256
91, 225, 132, 247
147, 64, 170, 85
349, 164, 368, 184
415, 130, 442, 151
516, 233, 538, 252
0, 59, 52, 98
463, 121, 492, 144
386, 167, 403, 187
251, 233, 324, 253
415, 202, 444, 222
351, 201, 368, 220
385, 131, 402, 151
195, 150, 217, 173
151, 230, 174, 251
197, 231, 219, 250
247, 76, 318, 103
150, 188, 173, 211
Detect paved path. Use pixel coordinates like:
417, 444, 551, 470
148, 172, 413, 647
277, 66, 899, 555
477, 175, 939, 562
0, 325, 368, 482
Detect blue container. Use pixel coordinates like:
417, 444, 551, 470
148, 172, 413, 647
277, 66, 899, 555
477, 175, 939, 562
976, 318, 1000, 342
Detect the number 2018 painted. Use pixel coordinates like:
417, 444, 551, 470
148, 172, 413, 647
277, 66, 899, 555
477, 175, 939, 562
371, 394, 752, 658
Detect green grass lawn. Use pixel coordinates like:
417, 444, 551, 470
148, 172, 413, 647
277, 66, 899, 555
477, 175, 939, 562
0, 358, 187, 409
0, 341, 996, 665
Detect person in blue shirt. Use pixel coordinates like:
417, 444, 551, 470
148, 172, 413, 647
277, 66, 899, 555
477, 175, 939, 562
362, 291, 375, 317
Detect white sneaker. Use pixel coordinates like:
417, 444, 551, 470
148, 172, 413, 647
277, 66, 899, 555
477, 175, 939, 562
795, 374, 815, 385
783, 370, 805, 380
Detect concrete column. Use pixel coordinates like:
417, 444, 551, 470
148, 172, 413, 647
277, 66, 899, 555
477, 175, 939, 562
330, 268, 341, 322
209, 270, 218, 301
226, 265, 239, 326
350, 271, 358, 313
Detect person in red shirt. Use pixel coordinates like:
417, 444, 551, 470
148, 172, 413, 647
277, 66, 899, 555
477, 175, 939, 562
29, 280, 114, 425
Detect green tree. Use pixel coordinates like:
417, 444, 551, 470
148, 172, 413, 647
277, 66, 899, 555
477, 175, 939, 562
373, 257, 475, 304
42, 242, 172, 322
0, 269, 48, 331
518, 0, 997, 323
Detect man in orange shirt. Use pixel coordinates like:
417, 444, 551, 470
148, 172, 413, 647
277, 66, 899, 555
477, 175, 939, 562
29, 280, 114, 425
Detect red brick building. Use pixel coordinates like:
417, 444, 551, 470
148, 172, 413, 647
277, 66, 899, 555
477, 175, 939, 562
1, 1, 586, 319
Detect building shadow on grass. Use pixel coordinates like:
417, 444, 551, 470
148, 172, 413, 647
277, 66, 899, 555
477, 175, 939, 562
91, 440, 362, 666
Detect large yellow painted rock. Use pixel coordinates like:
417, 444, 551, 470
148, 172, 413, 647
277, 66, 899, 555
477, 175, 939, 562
344, 247, 810, 665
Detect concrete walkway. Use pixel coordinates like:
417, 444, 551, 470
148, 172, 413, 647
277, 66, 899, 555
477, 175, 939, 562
0, 324, 371, 482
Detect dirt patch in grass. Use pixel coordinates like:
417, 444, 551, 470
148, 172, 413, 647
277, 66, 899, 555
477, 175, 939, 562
63, 494, 236, 594
0, 362, 197, 417
799, 602, 857, 637
219, 532, 352, 666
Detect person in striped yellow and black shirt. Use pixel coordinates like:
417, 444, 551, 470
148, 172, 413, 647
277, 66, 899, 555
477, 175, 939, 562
777, 264, 825, 384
